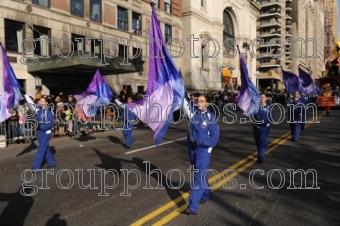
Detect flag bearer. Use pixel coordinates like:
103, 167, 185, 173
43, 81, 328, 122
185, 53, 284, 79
32, 97, 56, 171
289, 91, 303, 142
252, 93, 274, 163
185, 94, 220, 215
122, 95, 136, 149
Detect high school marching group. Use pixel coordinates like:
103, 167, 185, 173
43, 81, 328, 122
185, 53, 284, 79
29, 88, 312, 215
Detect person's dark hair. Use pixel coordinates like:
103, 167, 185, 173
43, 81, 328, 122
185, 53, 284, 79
126, 94, 136, 101
260, 92, 268, 97
197, 93, 210, 102
40, 96, 50, 104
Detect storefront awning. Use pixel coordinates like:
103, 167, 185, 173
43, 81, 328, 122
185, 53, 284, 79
27, 52, 145, 77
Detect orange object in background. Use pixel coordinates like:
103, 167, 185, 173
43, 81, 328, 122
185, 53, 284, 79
317, 95, 336, 107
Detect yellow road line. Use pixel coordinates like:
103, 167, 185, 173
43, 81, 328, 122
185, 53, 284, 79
131, 113, 325, 226
151, 133, 292, 226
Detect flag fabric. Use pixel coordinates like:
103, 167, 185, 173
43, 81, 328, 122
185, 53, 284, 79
282, 68, 302, 95
235, 46, 260, 117
298, 68, 317, 95
74, 69, 113, 118
128, 5, 185, 146
0, 43, 22, 123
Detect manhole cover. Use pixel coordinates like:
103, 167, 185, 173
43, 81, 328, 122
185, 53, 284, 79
83, 151, 120, 158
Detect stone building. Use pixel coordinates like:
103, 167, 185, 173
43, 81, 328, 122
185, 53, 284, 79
0, 0, 183, 96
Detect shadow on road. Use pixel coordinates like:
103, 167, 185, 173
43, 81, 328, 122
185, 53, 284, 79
45, 213, 67, 226
0, 187, 34, 226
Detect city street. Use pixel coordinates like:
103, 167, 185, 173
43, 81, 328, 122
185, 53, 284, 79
0, 108, 339, 226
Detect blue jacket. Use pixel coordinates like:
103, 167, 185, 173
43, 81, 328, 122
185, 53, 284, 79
301, 94, 309, 105
123, 105, 137, 123
188, 108, 220, 148
36, 107, 54, 132
253, 103, 273, 126
289, 97, 304, 117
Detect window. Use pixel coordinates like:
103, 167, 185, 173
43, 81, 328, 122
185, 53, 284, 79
118, 7, 128, 31
152, 0, 159, 8
132, 47, 142, 60
164, 0, 171, 13
223, 9, 235, 56
165, 24, 172, 43
71, 0, 83, 17
33, 25, 51, 56
71, 34, 85, 52
119, 44, 128, 57
132, 12, 141, 35
137, 86, 144, 94
90, 0, 101, 22
90, 39, 101, 55
201, 0, 206, 8
32, 0, 49, 7
4, 19, 25, 53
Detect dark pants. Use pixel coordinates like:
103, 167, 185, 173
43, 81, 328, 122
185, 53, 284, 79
187, 138, 212, 214
122, 123, 135, 147
253, 125, 270, 161
32, 131, 56, 170
290, 122, 301, 141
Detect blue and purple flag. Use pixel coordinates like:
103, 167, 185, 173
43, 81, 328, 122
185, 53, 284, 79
0, 43, 22, 123
74, 69, 113, 118
235, 46, 260, 117
129, 5, 185, 146
282, 68, 302, 95
298, 68, 317, 95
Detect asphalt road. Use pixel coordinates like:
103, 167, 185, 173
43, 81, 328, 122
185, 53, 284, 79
0, 107, 339, 226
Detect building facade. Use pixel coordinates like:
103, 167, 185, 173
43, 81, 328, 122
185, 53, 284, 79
255, 0, 293, 92
322, 0, 338, 61
290, 0, 325, 78
181, 0, 260, 92
313, 0, 325, 79
0, 0, 183, 96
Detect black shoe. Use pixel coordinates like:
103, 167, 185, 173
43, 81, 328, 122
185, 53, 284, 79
257, 159, 263, 164
184, 208, 196, 215
126, 146, 130, 149
199, 199, 207, 204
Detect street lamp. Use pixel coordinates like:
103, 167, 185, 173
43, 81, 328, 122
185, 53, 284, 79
35, 76, 42, 91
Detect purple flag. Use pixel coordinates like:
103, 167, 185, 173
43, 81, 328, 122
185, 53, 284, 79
128, 5, 185, 146
0, 43, 22, 123
74, 69, 113, 117
298, 68, 316, 95
282, 68, 302, 95
235, 46, 260, 116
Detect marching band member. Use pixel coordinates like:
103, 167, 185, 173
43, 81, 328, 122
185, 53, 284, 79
32, 97, 56, 171
185, 94, 220, 215
252, 93, 274, 163
122, 95, 136, 149
289, 91, 303, 142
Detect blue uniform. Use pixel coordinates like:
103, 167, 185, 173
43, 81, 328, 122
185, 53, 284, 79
300, 94, 309, 131
252, 103, 273, 162
187, 108, 220, 214
289, 97, 303, 141
122, 106, 136, 148
32, 107, 56, 170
